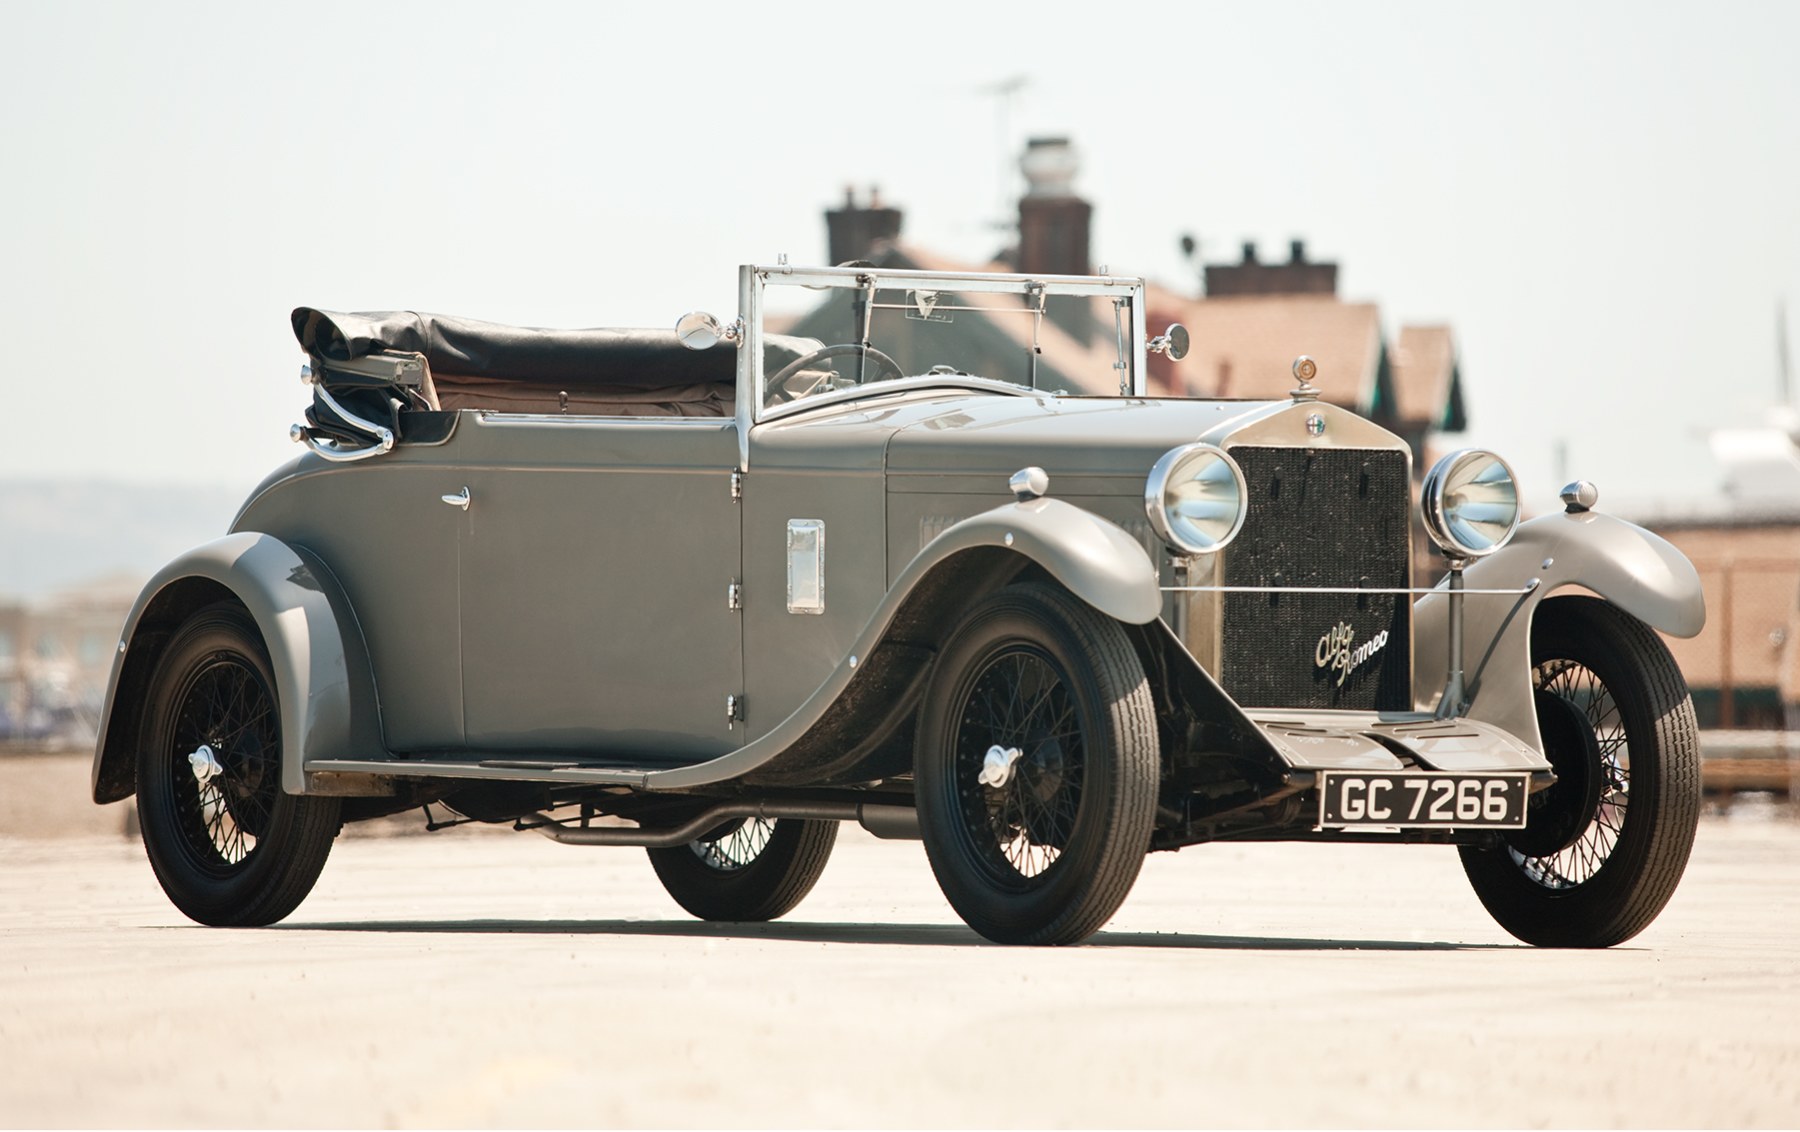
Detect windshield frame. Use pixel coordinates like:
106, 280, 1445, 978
734, 264, 1149, 453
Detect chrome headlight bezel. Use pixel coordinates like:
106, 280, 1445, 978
1145, 443, 1249, 555
1421, 448, 1521, 560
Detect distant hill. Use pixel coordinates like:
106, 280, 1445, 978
0, 480, 246, 601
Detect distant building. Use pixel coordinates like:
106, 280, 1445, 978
818, 137, 1471, 582
0, 573, 138, 747
1625, 378, 1800, 730
1144, 240, 1468, 483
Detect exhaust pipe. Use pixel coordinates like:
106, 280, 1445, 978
519, 800, 919, 846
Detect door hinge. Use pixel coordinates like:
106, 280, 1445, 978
730, 471, 743, 501
726, 693, 744, 728
727, 582, 742, 611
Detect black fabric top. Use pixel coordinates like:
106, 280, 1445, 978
292, 307, 815, 388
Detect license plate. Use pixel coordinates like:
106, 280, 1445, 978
1317, 771, 1529, 829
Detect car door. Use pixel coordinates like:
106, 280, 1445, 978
453, 414, 744, 763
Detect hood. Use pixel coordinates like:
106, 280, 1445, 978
885, 395, 1283, 479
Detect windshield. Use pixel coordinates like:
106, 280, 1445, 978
749, 266, 1146, 414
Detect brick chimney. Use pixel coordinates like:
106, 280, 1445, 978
825, 185, 902, 266
1015, 137, 1095, 343
1205, 238, 1338, 297
1016, 138, 1092, 277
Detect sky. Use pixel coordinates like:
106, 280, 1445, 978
2, 0, 1797, 515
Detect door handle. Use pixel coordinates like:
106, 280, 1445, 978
441, 486, 471, 510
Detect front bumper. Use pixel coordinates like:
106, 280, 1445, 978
1245, 709, 1551, 776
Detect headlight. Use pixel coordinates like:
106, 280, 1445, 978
1145, 443, 1248, 554
1422, 448, 1520, 559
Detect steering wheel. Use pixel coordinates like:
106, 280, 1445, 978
766, 344, 905, 403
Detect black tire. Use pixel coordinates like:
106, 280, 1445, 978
647, 817, 837, 922
136, 602, 340, 926
914, 583, 1158, 945
1459, 596, 1700, 947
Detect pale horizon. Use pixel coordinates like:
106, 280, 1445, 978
4, 0, 1797, 515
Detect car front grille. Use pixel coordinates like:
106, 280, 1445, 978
1218, 446, 1412, 710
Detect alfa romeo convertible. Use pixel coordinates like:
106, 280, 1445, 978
92, 264, 1705, 946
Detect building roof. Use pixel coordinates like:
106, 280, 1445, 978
780, 242, 1126, 395
1144, 286, 1385, 412
1391, 326, 1466, 430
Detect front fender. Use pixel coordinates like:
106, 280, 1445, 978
911, 497, 1163, 625
92, 533, 382, 802
1413, 509, 1706, 748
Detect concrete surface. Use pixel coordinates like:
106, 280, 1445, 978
2, 755, 1799, 1127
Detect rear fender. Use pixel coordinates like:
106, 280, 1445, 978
1413, 509, 1706, 749
92, 533, 382, 802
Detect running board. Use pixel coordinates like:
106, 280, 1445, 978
305, 758, 661, 788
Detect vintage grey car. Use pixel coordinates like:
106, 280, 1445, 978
92, 264, 1706, 946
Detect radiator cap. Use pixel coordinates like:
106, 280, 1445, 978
1291, 356, 1321, 402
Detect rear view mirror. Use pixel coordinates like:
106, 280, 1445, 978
676, 311, 740, 351
1148, 323, 1190, 361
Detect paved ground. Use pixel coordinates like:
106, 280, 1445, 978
3, 755, 1799, 1128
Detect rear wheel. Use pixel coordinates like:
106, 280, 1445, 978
1459, 596, 1700, 947
915, 584, 1158, 945
647, 817, 837, 921
136, 602, 340, 926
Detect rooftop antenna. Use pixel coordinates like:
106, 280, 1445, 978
1780, 298, 1793, 407
1180, 232, 1202, 293
979, 75, 1029, 233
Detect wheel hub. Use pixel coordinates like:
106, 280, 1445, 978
188, 744, 223, 784
978, 745, 1025, 788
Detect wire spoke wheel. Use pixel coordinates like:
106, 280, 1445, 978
916, 584, 1156, 946
689, 817, 776, 872
1459, 596, 1700, 948
954, 648, 1086, 885
1509, 659, 1629, 889
136, 602, 339, 927
167, 656, 280, 873
649, 817, 836, 922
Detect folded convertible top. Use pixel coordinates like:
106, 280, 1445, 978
292, 307, 812, 388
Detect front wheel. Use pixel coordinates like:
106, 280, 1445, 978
136, 602, 340, 926
914, 583, 1158, 945
1459, 596, 1701, 947
647, 817, 837, 921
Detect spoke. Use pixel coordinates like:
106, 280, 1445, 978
952, 646, 1086, 882
692, 817, 773, 871
1513, 657, 1640, 890
165, 657, 282, 871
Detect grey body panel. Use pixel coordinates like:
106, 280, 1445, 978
91, 532, 383, 800
235, 457, 464, 750
632, 496, 1160, 790
724, 392, 956, 739
883, 395, 1270, 478
232, 413, 747, 768
739, 481, 887, 741
1412, 508, 1707, 749
450, 414, 743, 758
738, 392, 1191, 737
878, 394, 1255, 610
316, 496, 1163, 791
